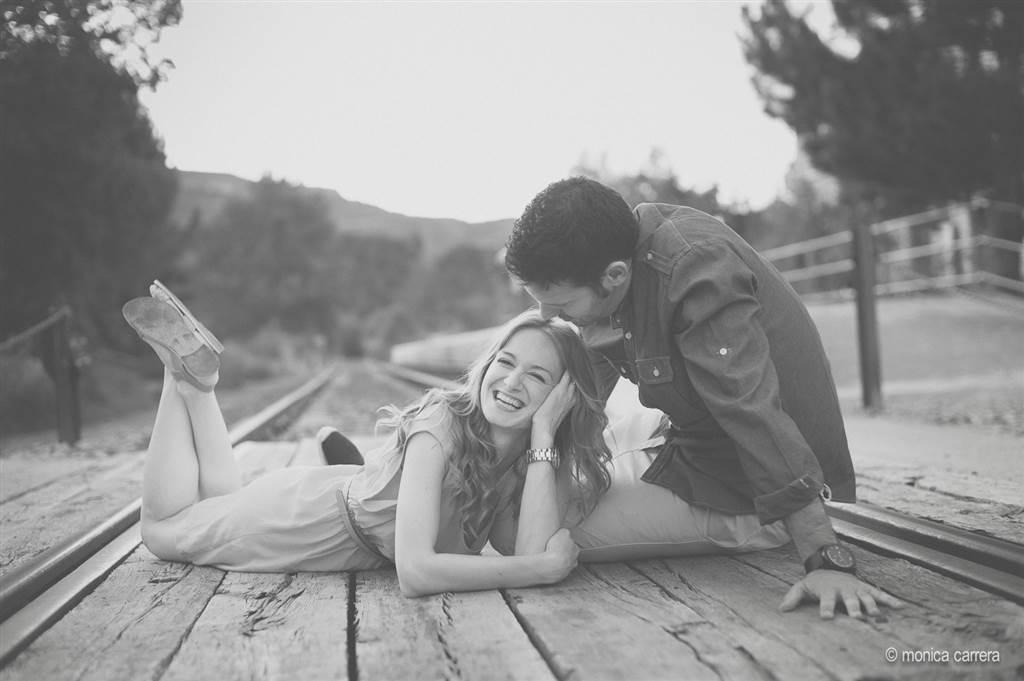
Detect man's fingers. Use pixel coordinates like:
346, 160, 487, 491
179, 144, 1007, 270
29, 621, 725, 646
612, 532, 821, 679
779, 582, 805, 611
843, 595, 863, 618
819, 589, 837, 619
860, 592, 880, 616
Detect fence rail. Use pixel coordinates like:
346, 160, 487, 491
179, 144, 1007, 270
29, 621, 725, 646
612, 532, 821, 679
1, 307, 81, 444
760, 199, 1023, 411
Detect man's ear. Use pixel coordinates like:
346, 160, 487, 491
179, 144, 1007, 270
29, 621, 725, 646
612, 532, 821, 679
600, 261, 631, 291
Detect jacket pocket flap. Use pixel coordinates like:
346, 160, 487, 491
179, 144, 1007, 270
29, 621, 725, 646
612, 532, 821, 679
636, 356, 673, 384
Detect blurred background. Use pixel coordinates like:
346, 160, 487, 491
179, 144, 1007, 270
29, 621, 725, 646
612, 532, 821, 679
1, 0, 1022, 441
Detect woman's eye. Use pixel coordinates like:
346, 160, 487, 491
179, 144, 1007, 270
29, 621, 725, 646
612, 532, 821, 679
496, 357, 513, 367
528, 372, 546, 382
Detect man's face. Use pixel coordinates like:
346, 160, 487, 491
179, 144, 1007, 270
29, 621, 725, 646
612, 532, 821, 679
522, 280, 618, 327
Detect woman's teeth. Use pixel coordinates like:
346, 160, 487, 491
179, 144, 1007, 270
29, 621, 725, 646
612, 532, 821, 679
493, 391, 524, 410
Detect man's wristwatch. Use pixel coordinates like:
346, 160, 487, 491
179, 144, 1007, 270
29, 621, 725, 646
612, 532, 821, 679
804, 543, 857, 575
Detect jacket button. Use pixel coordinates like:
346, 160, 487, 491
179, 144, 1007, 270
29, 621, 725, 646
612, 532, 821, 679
719, 348, 728, 356
624, 332, 632, 340
646, 253, 653, 260
652, 368, 660, 377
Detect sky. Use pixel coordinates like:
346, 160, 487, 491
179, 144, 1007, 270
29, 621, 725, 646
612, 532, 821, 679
138, 0, 809, 223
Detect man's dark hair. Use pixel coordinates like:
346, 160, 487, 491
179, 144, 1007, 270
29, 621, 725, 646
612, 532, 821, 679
505, 177, 638, 288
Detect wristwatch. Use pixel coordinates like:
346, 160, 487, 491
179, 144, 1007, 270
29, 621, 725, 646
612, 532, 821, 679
527, 447, 560, 468
804, 543, 857, 575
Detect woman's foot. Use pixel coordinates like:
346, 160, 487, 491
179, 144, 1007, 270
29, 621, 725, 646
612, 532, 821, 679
317, 427, 364, 465
122, 297, 220, 391
149, 280, 224, 354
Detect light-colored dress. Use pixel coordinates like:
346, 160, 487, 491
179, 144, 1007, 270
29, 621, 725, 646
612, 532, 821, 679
167, 405, 518, 572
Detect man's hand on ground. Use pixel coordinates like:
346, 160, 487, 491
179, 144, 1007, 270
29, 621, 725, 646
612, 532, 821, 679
779, 570, 903, 619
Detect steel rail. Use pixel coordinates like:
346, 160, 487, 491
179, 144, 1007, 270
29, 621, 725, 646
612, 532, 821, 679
827, 503, 1024, 605
0, 366, 336, 667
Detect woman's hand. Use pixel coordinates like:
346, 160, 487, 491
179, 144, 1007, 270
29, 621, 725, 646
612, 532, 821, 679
532, 373, 577, 439
538, 528, 580, 584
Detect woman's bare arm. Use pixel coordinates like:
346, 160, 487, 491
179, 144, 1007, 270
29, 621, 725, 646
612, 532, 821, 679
514, 374, 576, 555
394, 433, 577, 598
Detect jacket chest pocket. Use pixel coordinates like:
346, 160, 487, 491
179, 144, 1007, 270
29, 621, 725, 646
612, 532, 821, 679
636, 355, 709, 427
636, 357, 673, 384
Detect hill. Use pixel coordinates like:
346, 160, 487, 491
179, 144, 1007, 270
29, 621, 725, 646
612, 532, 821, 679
168, 170, 513, 262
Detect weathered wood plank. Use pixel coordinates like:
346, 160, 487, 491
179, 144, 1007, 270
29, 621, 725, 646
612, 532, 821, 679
0, 454, 117, 504
506, 562, 749, 680
0, 546, 224, 681
0, 442, 300, 578
588, 561, 830, 681
0, 455, 143, 576
355, 569, 554, 681
857, 461, 1024, 516
731, 546, 1024, 679
856, 472, 1024, 544
161, 571, 349, 681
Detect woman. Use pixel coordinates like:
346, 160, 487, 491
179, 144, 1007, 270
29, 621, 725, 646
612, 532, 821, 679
122, 286, 611, 597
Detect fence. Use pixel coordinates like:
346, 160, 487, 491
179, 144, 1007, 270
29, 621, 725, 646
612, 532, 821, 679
0, 308, 82, 445
762, 199, 1024, 299
760, 198, 1024, 411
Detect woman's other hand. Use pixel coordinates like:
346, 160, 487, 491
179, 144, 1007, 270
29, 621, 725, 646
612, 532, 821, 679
532, 373, 577, 438
539, 528, 580, 583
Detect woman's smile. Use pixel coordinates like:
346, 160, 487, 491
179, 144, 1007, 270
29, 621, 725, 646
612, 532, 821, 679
480, 328, 564, 431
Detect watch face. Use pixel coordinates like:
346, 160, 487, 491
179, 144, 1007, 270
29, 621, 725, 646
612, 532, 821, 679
824, 544, 855, 569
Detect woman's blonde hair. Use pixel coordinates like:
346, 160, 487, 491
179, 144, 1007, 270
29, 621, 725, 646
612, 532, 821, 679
379, 309, 612, 546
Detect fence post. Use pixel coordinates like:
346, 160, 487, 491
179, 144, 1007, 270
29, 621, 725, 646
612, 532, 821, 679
853, 222, 883, 411
51, 312, 81, 444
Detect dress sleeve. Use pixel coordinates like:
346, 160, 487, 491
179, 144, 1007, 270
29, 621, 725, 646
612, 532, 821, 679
403, 403, 456, 459
670, 240, 824, 523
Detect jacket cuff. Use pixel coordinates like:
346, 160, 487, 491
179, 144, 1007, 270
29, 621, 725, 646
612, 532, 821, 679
753, 474, 823, 525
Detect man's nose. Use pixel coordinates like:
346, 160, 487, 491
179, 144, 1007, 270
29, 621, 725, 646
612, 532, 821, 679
538, 304, 558, 320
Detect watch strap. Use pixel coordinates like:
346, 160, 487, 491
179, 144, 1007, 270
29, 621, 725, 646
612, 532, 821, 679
527, 447, 560, 468
804, 543, 857, 574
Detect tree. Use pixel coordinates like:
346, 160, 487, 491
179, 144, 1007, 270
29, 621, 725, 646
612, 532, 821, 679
573, 149, 755, 241
189, 177, 422, 346
0, 1, 183, 345
741, 0, 1024, 208
2, 0, 182, 87
189, 178, 340, 338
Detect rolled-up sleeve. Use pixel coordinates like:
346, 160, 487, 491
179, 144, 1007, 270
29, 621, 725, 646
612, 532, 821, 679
670, 241, 824, 523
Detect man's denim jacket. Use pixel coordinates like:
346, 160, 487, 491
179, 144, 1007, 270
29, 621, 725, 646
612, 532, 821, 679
583, 203, 856, 524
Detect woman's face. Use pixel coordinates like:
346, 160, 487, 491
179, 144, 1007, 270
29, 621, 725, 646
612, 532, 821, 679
480, 328, 565, 432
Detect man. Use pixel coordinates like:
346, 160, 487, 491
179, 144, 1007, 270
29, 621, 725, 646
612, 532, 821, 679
505, 176, 901, 618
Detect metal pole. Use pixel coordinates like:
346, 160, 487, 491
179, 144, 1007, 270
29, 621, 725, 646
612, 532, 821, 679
853, 222, 883, 411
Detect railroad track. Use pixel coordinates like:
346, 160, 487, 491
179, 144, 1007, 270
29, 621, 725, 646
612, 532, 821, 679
4, 361, 1022, 667
0, 366, 337, 667
384, 362, 1024, 605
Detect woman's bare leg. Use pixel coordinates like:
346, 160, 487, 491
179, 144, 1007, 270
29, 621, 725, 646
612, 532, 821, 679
143, 369, 201, 523
176, 378, 241, 502
143, 369, 241, 523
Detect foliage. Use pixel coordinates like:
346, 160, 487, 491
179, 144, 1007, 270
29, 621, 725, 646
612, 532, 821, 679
1, 0, 182, 351
187, 177, 421, 350
573, 149, 757, 241
414, 245, 527, 336
0, 38, 180, 346
1, 0, 182, 88
741, 0, 1024, 207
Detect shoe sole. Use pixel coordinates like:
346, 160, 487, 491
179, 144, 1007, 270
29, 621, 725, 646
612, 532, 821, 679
122, 298, 220, 390
150, 280, 225, 354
